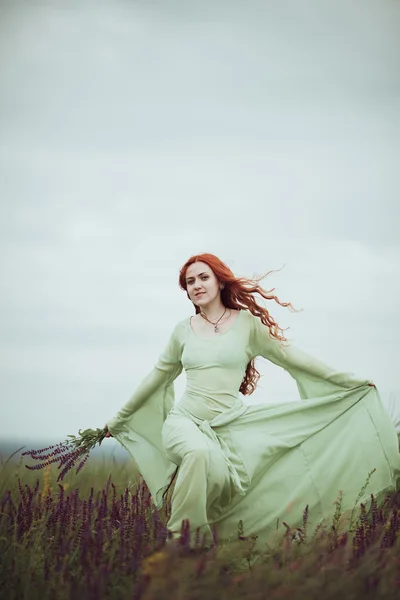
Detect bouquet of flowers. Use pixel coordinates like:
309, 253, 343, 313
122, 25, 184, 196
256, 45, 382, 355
22, 427, 108, 482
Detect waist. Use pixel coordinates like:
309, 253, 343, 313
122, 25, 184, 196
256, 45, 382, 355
173, 390, 242, 421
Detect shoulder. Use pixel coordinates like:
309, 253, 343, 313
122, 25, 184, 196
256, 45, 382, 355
242, 310, 274, 345
241, 309, 272, 329
241, 309, 254, 321
240, 309, 258, 329
170, 317, 190, 340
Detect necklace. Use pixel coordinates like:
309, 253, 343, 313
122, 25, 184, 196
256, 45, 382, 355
199, 307, 230, 333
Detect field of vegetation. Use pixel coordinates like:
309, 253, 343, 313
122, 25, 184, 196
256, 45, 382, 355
1, 449, 399, 600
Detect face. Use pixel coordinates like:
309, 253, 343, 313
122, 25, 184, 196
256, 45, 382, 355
185, 261, 221, 307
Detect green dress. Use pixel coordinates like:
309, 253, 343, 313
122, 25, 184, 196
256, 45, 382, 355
107, 309, 400, 545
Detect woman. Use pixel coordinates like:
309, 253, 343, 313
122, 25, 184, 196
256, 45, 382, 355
105, 253, 400, 549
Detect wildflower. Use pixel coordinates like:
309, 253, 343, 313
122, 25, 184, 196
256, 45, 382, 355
22, 428, 107, 482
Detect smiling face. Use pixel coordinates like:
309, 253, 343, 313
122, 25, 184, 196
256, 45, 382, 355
185, 261, 222, 307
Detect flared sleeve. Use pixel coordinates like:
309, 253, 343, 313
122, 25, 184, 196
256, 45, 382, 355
107, 322, 183, 434
106, 321, 184, 507
249, 312, 372, 399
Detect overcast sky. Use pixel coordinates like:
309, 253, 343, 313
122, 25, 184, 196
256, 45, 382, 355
0, 0, 399, 445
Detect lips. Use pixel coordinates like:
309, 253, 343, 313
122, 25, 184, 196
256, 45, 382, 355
195, 292, 205, 297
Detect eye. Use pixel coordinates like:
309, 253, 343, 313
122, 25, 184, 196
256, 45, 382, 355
187, 275, 208, 285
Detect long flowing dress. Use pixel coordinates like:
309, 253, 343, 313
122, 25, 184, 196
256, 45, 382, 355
107, 309, 400, 546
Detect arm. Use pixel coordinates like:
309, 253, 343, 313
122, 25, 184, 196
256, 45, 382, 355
107, 322, 183, 434
250, 312, 371, 399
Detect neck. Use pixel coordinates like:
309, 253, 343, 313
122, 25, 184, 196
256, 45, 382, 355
199, 301, 227, 321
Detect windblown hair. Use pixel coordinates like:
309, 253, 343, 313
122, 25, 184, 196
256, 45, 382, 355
178, 253, 300, 396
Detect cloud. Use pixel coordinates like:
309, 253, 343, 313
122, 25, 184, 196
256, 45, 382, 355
0, 0, 399, 440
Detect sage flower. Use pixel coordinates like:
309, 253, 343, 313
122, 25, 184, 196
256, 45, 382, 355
22, 428, 107, 482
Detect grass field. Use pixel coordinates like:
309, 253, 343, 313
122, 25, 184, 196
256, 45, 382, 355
1, 449, 399, 600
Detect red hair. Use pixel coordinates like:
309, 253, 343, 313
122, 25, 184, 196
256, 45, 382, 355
179, 253, 300, 396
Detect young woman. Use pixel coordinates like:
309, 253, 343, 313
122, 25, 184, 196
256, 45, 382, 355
105, 253, 400, 549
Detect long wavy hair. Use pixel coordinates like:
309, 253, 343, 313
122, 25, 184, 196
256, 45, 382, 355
178, 253, 300, 396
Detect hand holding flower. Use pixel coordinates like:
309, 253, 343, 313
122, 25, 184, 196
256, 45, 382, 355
104, 424, 113, 438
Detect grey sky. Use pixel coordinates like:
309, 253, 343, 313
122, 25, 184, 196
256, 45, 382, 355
0, 0, 399, 443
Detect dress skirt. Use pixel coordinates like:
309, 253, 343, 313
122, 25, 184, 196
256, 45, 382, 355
160, 386, 400, 545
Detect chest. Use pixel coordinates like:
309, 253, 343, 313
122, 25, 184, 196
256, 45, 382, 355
181, 324, 251, 371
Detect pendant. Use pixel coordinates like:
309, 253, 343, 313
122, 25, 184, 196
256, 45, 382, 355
214, 325, 219, 333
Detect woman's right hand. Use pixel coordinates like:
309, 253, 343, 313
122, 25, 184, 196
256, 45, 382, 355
104, 424, 113, 438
